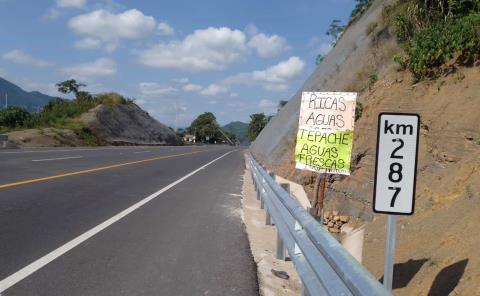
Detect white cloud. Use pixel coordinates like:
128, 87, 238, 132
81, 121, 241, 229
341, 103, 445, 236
199, 84, 229, 96
44, 0, 87, 19
259, 99, 278, 114
248, 33, 289, 58
139, 82, 177, 97
225, 56, 305, 92
57, 0, 87, 8
69, 9, 156, 51
182, 84, 203, 92
172, 77, 189, 84
138, 27, 247, 71
74, 37, 102, 49
62, 58, 116, 79
157, 21, 174, 36
2, 50, 52, 67
244, 24, 259, 37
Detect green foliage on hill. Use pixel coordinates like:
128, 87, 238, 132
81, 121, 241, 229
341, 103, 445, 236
0, 79, 132, 134
248, 113, 268, 142
223, 121, 249, 144
388, 0, 480, 81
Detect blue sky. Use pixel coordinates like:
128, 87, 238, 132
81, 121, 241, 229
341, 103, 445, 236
0, 0, 355, 127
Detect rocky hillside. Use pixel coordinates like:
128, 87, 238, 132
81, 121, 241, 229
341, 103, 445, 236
82, 103, 182, 146
251, 0, 479, 294
6, 102, 182, 147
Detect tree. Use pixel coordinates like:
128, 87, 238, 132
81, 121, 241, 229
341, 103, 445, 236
326, 20, 345, 45
56, 79, 86, 97
0, 106, 30, 128
186, 112, 223, 143
278, 100, 288, 110
248, 113, 268, 142
315, 54, 325, 65
350, 0, 371, 20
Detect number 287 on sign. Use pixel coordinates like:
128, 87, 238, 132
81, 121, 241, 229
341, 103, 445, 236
373, 113, 420, 215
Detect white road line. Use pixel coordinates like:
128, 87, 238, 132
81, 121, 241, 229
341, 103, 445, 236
0, 146, 185, 154
134, 151, 151, 154
0, 149, 236, 293
31, 156, 83, 162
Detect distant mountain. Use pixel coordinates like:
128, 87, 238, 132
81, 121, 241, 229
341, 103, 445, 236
223, 121, 249, 144
0, 77, 56, 112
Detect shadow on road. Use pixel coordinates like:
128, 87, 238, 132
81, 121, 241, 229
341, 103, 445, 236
379, 258, 428, 289
428, 259, 468, 296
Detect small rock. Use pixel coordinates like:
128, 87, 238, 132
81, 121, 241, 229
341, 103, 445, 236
330, 227, 340, 233
335, 221, 343, 226
324, 211, 331, 219
271, 269, 290, 280
333, 216, 340, 221
332, 210, 339, 216
327, 221, 334, 227
333, 224, 341, 229
340, 216, 349, 223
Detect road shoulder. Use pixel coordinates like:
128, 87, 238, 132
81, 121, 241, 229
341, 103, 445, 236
242, 156, 301, 296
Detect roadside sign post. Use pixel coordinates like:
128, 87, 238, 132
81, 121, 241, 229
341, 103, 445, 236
373, 112, 420, 292
294, 92, 357, 218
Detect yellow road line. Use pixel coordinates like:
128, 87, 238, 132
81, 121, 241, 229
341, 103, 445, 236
0, 150, 206, 190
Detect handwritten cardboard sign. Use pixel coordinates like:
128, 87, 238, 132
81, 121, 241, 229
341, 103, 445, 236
295, 92, 357, 175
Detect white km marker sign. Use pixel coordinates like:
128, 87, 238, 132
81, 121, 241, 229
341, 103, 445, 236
373, 112, 420, 292
374, 113, 420, 215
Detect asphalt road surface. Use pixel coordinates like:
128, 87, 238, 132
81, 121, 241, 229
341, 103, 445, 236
0, 145, 258, 295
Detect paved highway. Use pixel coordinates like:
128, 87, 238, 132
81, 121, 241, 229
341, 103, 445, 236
0, 145, 258, 295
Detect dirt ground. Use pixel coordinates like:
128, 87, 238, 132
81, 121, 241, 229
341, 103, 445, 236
7, 128, 87, 147
263, 66, 480, 295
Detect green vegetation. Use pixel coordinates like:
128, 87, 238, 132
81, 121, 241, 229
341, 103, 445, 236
0, 79, 132, 144
248, 113, 268, 142
326, 19, 345, 45
186, 112, 224, 143
388, 0, 480, 81
315, 54, 325, 65
350, 0, 373, 21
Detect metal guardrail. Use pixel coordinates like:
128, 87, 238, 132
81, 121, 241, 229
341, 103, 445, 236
247, 153, 390, 296
0, 134, 8, 148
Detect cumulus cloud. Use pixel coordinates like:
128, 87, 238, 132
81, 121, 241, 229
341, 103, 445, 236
57, 0, 87, 8
224, 56, 305, 92
199, 84, 229, 96
69, 9, 156, 52
182, 84, 203, 92
74, 37, 102, 49
45, 0, 87, 19
138, 27, 247, 71
139, 82, 177, 97
62, 58, 116, 79
157, 21, 174, 36
172, 77, 189, 84
248, 33, 289, 58
2, 50, 52, 67
259, 99, 278, 114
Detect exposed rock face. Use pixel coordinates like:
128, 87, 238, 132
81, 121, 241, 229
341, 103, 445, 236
82, 103, 182, 146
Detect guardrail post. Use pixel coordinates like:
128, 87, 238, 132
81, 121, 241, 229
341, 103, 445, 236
264, 172, 275, 225
260, 178, 265, 209
274, 182, 290, 261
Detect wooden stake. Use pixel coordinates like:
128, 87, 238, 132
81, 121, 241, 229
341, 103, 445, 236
312, 173, 327, 219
